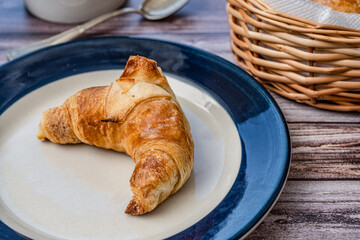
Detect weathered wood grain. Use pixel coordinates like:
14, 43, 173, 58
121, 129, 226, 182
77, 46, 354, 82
248, 181, 360, 239
289, 123, 360, 180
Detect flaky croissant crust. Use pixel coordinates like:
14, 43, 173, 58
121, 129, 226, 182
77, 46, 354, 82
37, 56, 194, 215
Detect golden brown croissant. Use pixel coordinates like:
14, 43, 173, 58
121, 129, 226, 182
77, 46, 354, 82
37, 56, 194, 215
311, 0, 360, 13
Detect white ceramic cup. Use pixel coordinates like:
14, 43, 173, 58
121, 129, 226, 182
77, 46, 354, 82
24, 0, 127, 24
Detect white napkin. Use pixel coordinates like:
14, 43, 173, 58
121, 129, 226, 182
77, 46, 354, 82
263, 0, 360, 30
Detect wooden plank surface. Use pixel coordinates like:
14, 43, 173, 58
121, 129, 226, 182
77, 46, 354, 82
289, 123, 360, 180
247, 181, 360, 240
0, 0, 360, 239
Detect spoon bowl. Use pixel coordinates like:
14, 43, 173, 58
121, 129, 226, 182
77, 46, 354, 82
141, 0, 189, 20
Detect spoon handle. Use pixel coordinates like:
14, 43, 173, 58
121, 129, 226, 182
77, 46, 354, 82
6, 7, 140, 61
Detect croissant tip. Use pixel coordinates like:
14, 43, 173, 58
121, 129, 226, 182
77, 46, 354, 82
125, 198, 146, 215
129, 55, 155, 63
37, 124, 46, 140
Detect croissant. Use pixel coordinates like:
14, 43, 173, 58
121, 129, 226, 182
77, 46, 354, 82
37, 56, 194, 215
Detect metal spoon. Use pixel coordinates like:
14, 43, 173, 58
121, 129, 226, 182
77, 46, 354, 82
6, 0, 189, 61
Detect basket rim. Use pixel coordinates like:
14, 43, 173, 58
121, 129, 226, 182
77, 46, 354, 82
227, 0, 360, 33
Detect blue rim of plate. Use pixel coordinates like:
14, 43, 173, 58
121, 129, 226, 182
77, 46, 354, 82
0, 36, 291, 240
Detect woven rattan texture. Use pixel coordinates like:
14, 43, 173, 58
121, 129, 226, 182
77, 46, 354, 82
227, 0, 360, 111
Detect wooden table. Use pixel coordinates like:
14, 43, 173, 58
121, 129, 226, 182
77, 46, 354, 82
1, 0, 359, 239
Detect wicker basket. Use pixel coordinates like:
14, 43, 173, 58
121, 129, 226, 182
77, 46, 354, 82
227, 0, 360, 111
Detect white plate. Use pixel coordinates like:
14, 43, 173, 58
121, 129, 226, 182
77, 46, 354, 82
0, 70, 241, 240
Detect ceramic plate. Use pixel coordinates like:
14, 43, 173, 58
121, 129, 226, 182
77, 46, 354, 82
0, 37, 291, 240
